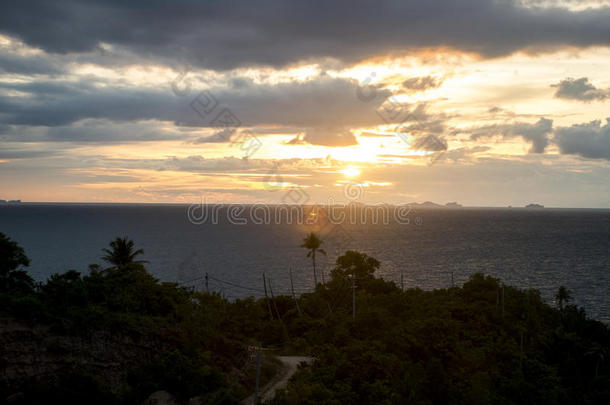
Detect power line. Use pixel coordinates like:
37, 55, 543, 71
208, 275, 264, 293
174, 275, 205, 285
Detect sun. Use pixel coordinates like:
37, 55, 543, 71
341, 166, 361, 178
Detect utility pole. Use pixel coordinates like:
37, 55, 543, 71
262, 273, 273, 319
289, 268, 302, 316
451, 271, 454, 288
502, 284, 505, 317
253, 342, 262, 405
351, 274, 356, 320
268, 277, 281, 320
205, 272, 209, 293
400, 269, 404, 291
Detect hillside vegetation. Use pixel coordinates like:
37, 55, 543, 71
1, 232, 608, 404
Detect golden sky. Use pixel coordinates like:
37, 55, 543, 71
1, 1, 610, 207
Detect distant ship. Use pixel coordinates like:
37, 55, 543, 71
525, 203, 544, 209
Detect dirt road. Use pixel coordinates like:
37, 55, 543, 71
242, 356, 314, 404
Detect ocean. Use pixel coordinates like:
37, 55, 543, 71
1, 203, 609, 323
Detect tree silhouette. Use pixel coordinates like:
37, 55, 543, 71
0, 232, 35, 293
301, 232, 326, 287
102, 237, 147, 268
330, 250, 380, 287
555, 285, 572, 310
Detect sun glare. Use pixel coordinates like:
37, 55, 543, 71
341, 166, 361, 178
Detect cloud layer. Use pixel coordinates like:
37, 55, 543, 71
1, 1, 610, 70
555, 119, 610, 159
2, 1, 610, 206
468, 118, 553, 153
0, 74, 391, 146
553, 77, 608, 101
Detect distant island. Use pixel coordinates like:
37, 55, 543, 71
411, 201, 443, 208
525, 203, 544, 209
406, 201, 463, 209
0, 199, 21, 204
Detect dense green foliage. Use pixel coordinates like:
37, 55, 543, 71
1, 233, 609, 404
276, 274, 610, 404
0, 232, 35, 294
0, 235, 246, 404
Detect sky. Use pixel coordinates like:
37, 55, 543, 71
1, 0, 610, 207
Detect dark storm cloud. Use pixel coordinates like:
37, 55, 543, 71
0, 75, 388, 127
0, 75, 391, 145
436, 146, 490, 162
552, 77, 608, 101
390, 103, 449, 136
403, 76, 443, 91
489, 107, 503, 114
399, 118, 447, 135
0, 149, 57, 159
163, 155, 276, 173
285, 126, 360, 147
511, 118, 553, 153
0, 82, 181, 126
0, 120, 188, 143
555, 119, 610, 160
193, 128, 236, 144
45, 121, 184, 143
0, 52, 64, 75
302, 127, 358, 147
412, 134, 447, 151
211, 75, 391, 129
1, 1, 610, 70
469, 118, 553, 153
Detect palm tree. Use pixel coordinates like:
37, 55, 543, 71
301, 232, 326, 287
102, 237, 147, 268
555, 285, 572, 310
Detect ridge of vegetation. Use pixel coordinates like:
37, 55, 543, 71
1, 232, 608, 404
